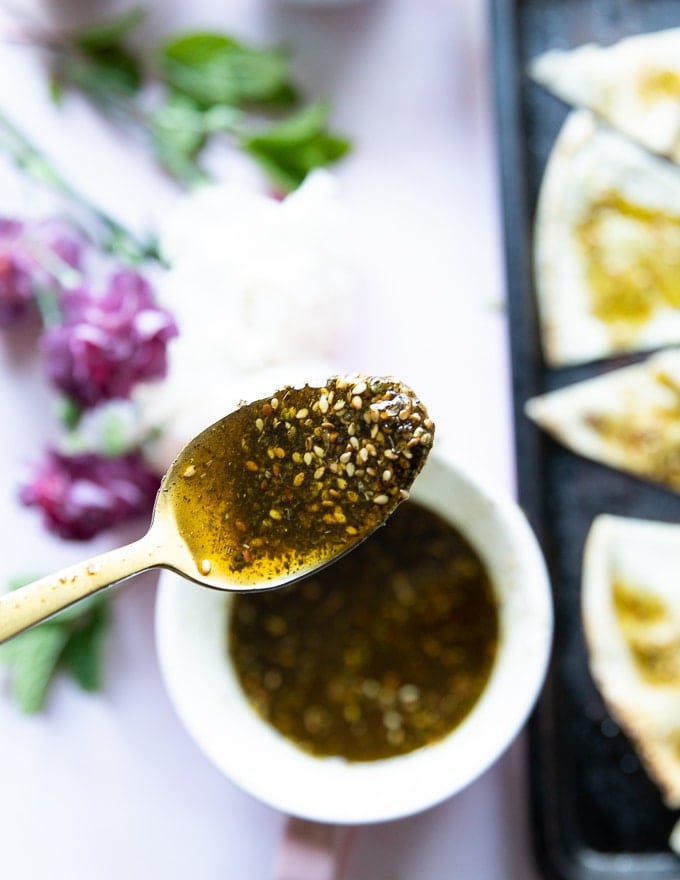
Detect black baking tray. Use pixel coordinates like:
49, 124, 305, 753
490, 1, 680, 878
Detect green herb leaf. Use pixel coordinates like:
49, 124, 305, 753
240, 101, 351, 191
202, 104, 243, 135
60, 601, 109, 691
0, 626, 70, 714
0, 579, 111, 713
53, 47, 142, 100
158, 32, 296, 109
72, 6, 146, 51
149, 93, 209, 184
51, 593, 106, 625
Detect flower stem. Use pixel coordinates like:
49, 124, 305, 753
0, 105, 160, 263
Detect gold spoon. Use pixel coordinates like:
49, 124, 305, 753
0, 374, 434, 644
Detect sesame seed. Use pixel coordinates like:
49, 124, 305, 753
200, 559, 212, 575
351, 395, 363, 410
183, 465, 196, 478
383, 710, 403, 730
373, 494, 390, 505
319, 395, 329, 414
398, 684, 421, 705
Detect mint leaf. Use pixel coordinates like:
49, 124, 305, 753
240, 101, 351, 191
150, 94, 209, 184
69, 7, 144, 98
0, 579, 111, 712
53, 47, 142, 100
0, 626, 70, 713
61, 601, 109, 691
158, 33, 295, 109
202, 104, 243, 135
73, 6, 146, 51
51, 593, 106, 625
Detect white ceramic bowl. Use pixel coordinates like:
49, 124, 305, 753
155, 453, 552, 824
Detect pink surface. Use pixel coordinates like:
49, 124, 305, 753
0, 1, 543, 878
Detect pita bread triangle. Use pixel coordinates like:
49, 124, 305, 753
534, 110, 680, 367
583, 514, 680, 810
530, 28, 680, 164
525, 348, 680, 493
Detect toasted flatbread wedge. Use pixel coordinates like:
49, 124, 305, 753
534, 111, 680, 366
583, 514, 680, 808
530, 28, 680, 164
525, 348, 680, 493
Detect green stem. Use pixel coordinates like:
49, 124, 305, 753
0, 106, 159, 263
33, 284, 63, 327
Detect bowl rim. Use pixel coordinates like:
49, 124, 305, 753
154, 451, 553, 824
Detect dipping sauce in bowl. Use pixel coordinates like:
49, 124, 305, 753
155, 453, 552, 825
229, 500, 498, 761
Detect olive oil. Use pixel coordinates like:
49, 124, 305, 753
164, 375, 433, 587
229, 501, 498, 761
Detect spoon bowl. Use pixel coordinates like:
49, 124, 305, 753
0, 374, 433, 643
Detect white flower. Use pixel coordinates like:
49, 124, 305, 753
158, 169, 356, 373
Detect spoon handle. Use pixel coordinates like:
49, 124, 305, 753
0, 531, 162, 644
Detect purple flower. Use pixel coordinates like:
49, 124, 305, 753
36, 219, 82, 270
19, 449, 161, 540
0, 218, 82, 327
41, 269, 178, 408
